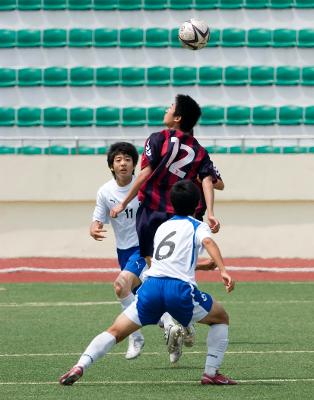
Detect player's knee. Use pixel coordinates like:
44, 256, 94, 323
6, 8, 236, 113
107, 326, 126, 343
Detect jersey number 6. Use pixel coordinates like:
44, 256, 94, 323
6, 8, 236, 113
155, 231, 176, 261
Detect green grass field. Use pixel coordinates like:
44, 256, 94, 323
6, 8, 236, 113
0, 281, 313, 400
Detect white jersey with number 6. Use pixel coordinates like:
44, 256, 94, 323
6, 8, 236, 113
144, 216, 212, 286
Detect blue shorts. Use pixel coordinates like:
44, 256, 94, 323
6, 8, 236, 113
124, 277, 213, 327
116, 246, 147, 279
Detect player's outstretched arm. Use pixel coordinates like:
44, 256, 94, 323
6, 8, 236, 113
90, 220, 107, 241
201, 176, 220, 233
195, 258, 217, 271
202, 237, 235, 293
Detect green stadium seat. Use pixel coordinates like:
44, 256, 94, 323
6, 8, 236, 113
207, 29, 221, 47
136, 146, 144, 154
147, 107, 165, 126
172, 66, 197, 86
195, 0, 218, 8
230, 146, 255, 154
282, 146, 306, 154
198, 66, 223, 86
147, 66, 170, 86
43, 0, 67, 10
199, 106, 224, 125
252, 106, 277, 125
122, 107, 146, 126
70, 67, 94, 86
247, 28, 272, 47
276, 66, 300, 86
245, 0, 269, 8
205, 145, 228, 154
96, 107, 120, 126
0, 30, 15, 48
224, 66, 249, 86
169, 0, 193, 9
144, 0, 168, 10
95, 67, 120, 86
226, 106, 250, 125
17, 107, 41, 126
96, 146, 107, 155
170, 28, 181, 48
69, 29, 93, 47
94, 0, 118, 10
0, 146, 15, 155
118, 0, 142, 9
222, 28, 246, 47
74, 146, 96, 155
295, 0, 314, 7
43, 107, 67, 127
121, 67, 145, 86
278, 105, 303, 125
145, 28, 169, 47
220, 0, 244, 8
269, 0, 294, 8
0, 1, 16, 11
298, 29, 314, 48
308, 146, 314, 153
18, 68, 42, 86
94, 28, 118, 47
273, 29, 296, 47
70, 108, 93, 126
255, 146, 275, 154
17, 29, 41, 47
43, 29, 67, 47
18, 146, 42, 155
120, 28, 144, 47
250, 66, 274, 86
304, 106, 314, 124
301, 67, 314, 85
68, 0, 92, 10
43, 67, 68, 86
0, 68, 16, 87
44, 145, 69, 155
18, 0, 41, 10
0, 108, 15, 126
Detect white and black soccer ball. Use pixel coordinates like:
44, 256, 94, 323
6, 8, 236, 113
179, 19, 210, 50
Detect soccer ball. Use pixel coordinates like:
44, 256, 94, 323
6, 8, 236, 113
178, 19, 210, 50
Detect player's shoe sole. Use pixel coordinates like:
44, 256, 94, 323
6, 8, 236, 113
201, 372, 237, 385
59, 366, 83, 386
166, 324, 183, 364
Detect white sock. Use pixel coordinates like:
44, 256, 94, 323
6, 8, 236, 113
160, 312, 175, 331
204, 324, 229, 376
77, 331, 116, 370
120, 292, 135, 311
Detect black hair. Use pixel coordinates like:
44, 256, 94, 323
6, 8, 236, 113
107, 142, 139, 177
170, 180, 200, 216
173, 94, 201, 133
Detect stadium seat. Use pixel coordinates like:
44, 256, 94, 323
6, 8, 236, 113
282, 146, 306, 154
43, 107, 67, 127
170, 28, 181, 47
68, 0, 92, 10
255, 146, 275, 154
121, 67, 145, 86
0, 68, 16, 87
145, 28, 169, 47
207, 29, 221, 47
304, 106, 314, 124
199, 106, 225, 125
69, 29, 93, 47
245, 0, 269, 8
18, 68, 42, 86
43, 29, 67, 47
70, 67, 94, 86
250, 66, 275, 86
198, 66, 223, 86
94, 28, 118, 47
147, 66, 171, 86
247, 28, 272, 47
278, 106, 303, 125
229, 146, 255, 154
95, 67, 120, 86
301, 67, 314, 85
298, 29, 314, 48
269, 0, 294, 8
226, 106, 250, 125
18, 146, 42, 155
70, 108, 94, 126
72, 146, 96, 155
0, 1, 16, 11
96, 107, 120, 126
169, 0, 193, 9
224, 66, 249, 86
0, 146, 15, 155
44, 145, 69, 155
0, 108, 15, 126
17, 107, 41, 126
220, 0, 244, 8
144, 0, 168, 10
272, 29, 297, 47
308, 146, 314, 153
276, 66, 300, 86
172, 66, 197, 86
43, 67, 68, 86
120, 28, 144, 47
43, 0, 67, 10
222, 28, 246, 47
205, 145, 228, 154
96, 146, 107, 155
147, 107, 165, 126
252, 106, 277, 125
295, 0, 314, 7
118, 0, 142, 9
0, 30, 15, 48
17, 0, 41, 10
122, 107, 146, 126
17, 29, 41, 47
94, 0, 117, 10
195, 0, 219, 8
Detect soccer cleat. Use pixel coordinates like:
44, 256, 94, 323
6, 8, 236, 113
59, 365, 83, 386
165, 324, 183, 364
125, 334, 145, 360
201, 372, 237, 385
182, 325, 196, 348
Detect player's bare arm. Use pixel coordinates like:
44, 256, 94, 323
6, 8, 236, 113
90, 220, 107, 241
213, 179, 224, 191
201, 176, 220, 233
195, 258, 217, 271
